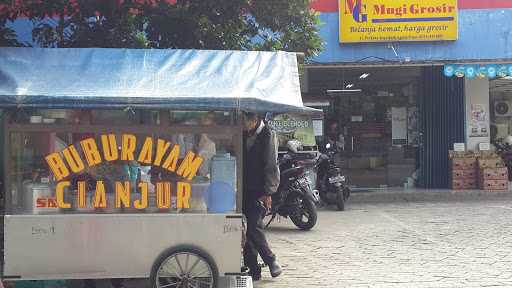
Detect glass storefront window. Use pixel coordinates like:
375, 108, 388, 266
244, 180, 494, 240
308, 67, 420, 188
11, 109, 80, 125
8, 109, 164, 126
170, 111, 234, 126
6, 114, 239, 215
90, 109, 144, 125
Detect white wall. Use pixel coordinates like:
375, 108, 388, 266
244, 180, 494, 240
465, 78, 490, 151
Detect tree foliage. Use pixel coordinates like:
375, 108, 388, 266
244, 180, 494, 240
0, 0, 323, 57
0, 2, 23, 46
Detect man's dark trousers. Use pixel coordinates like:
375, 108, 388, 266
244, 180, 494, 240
243, 201, 276, 275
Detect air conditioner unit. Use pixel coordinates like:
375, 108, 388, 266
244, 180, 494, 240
495, 101, 512, 117
496, 123, 509, 139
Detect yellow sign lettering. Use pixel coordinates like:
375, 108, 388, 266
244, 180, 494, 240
80, 138, 103, 167
177, 182, 191, 209
162, 145, 180, 172
177, 152, 204, 181
56, 181, 71, 209
156, 182, 171, 209
45, 153, 70, 181
134, 182, 149, 210
78, 181, 86, 208
43, 134, 206, 211
154, 139, 171, 167
101, 134, 119, 161
62, 145, 85, 174
93, 181, 107, 208
115, 181, 131, 208
137, 137, 154, 165
121, 134, 137, 161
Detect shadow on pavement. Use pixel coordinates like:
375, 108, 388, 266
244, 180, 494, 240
265, 226, 315, 234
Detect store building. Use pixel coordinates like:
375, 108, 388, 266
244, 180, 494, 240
4, 0, 512, 189
303, 0, 512, 189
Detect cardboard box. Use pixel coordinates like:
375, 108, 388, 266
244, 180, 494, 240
477, 158, 504, 169
451, 169, 477, 179
480, 167, 508, 180
451, 158, 477, 170
451, 179, 478, 190
480, 180, 508, 191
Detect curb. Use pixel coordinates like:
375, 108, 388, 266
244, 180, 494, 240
349, 189, 512, 204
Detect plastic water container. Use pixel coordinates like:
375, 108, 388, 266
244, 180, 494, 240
204, 181, 236, 213
206, 155, 237, 213
211, 155, 236, 191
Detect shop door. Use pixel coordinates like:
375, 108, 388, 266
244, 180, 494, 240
327, 67, 420, 189
337, 101, 419, 188
417, 66, 465, 188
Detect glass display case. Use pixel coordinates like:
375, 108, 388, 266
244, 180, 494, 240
4, 109, 241, 215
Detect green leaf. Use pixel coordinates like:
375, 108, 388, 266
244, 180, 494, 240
2, 0, 323, 57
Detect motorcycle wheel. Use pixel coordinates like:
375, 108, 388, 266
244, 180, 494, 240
290, 196, 317, 230
344, 186, 351, 199
336, 187, 345, 211
318, 190, 333, 205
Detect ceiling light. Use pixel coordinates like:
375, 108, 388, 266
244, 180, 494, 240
326, 89, 362, 93
359, 73, 370, 79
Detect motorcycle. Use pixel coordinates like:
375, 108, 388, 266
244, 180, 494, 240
265, 142, 319, 231
495, 141, 512, 180
315, 143, 350, 211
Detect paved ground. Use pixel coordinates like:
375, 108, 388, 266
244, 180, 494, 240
19, 196, 512, 288
255, 199, 512, 288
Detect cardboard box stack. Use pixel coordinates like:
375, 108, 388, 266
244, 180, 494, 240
449, 151, 478, 190
478, 152, 508, 191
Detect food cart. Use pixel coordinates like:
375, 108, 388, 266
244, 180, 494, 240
0, 48, 314, 287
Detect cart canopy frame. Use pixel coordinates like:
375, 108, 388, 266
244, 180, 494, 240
0, 48, 317, 113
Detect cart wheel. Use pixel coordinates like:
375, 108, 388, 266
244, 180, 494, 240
150, 246, 218, 288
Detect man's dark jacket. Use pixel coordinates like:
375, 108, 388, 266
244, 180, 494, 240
243, 122, 280, 208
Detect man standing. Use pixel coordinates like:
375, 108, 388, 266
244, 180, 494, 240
243, 112, 282, 281
325, 120, 345, 152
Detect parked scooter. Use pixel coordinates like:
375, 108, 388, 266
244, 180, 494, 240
266, 141, 319, 230
495, 138, 512, 180
315, 143, 350, 211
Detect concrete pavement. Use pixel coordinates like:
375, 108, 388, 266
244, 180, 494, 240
255, 199, 512, 287
15, 193, 512, 288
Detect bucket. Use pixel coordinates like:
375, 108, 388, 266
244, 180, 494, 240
204, 181, 236, 213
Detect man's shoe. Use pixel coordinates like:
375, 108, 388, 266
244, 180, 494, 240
269, 261, 282, 278
249, 266, 261, 281
250, 273, 262, 281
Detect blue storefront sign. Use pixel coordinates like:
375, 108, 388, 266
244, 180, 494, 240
444, 64, 512, 78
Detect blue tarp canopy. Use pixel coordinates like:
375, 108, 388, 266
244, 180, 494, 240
0, 48, 316, 113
